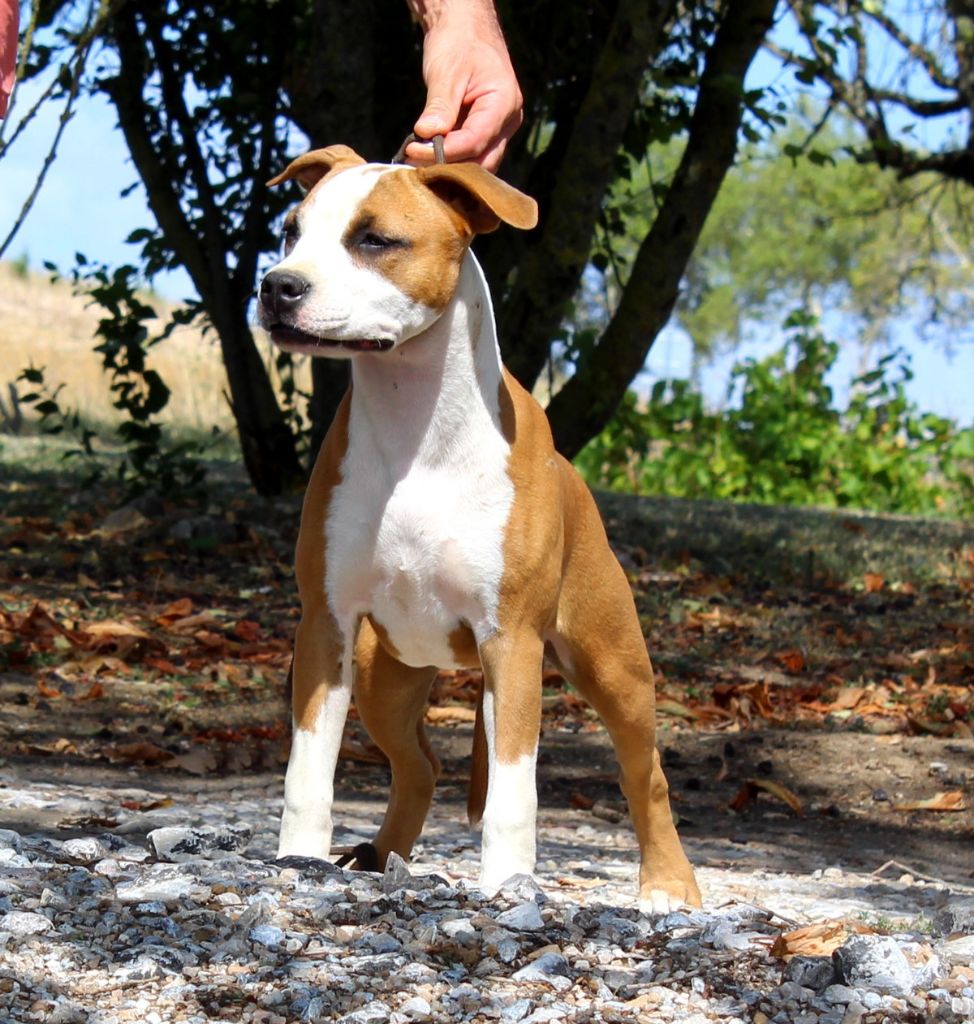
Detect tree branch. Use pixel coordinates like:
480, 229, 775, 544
500, 0, 680, 388
546, 0, 777, 458
863, 7, 955, 92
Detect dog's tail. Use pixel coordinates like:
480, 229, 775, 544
467, 677, 488, 827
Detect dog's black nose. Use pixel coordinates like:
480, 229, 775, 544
260, 270, 310, 316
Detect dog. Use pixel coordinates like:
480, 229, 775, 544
257, 145, 700, 912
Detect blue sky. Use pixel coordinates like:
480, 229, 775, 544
2, 44, 973, 426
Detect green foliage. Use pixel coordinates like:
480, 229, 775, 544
17, 259, 206, 494
576, 312, 974, 518
603, 121, 974, 366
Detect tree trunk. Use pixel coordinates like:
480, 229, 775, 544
546, 0, 777, 459
282, 0, 423, 460
497, 0, 678, 389
105, 5, 304, 495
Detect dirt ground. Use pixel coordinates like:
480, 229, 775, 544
1, 451, 972, 889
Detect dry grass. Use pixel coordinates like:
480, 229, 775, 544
0, 262, 309, 437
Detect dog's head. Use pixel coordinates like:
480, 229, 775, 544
257, 145, 537, 357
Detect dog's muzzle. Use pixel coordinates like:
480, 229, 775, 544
258, 270, 394, 354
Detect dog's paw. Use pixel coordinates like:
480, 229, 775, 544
638, 879, 702, 916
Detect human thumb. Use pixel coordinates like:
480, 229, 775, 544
415, 90, 462, 138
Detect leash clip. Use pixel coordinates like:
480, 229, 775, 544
392, 132, 446, 165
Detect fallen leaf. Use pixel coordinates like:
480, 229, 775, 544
108, 741, 174, 765
97, 506, 149, 536
776, 649, 805, 674
36, 679, 62, 699
167, 746, 218, 775
830, 686, 866, 711
863, 572, 886, 593
893, 791, 967, 813
119, 797, 173, 811
729, 778, 804, 817
555, 875, 606, 890
17, 738, 78, 756
772, 919, 873, 959
233, 619, 263, 643
426, 705, 477, 724
338, 736, 389, 765
570, 792, 595, 810
656, 698, 699, 719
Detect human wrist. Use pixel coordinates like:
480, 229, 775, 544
406, 0, 502, 37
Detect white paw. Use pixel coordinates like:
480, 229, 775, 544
638, 888, 690, 916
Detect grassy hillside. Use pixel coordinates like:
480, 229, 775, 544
0, 261, 303, 440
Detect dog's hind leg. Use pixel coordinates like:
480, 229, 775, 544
352, 619, 440, 869
554, 474, 701, 912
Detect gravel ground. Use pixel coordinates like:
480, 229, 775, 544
1, 764, 973, 1024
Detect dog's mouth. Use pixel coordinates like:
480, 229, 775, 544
267, 325, 394, 354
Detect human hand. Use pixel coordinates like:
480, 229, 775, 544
405, 1, 523, 172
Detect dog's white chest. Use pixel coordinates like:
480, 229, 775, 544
325, 409, 513, 668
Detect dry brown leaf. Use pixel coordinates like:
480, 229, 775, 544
36, 679, 62, 699
18, 737, 78, 756
729, 778, 804, 817
233, 618, 263, 643
776, 649, 806, 674
108, 741, 174, 765
555, 875, 607, 890
830, 686, 866, 711
119, 797, 173, 811
426, 705, 477, 724
656, 698, 699, 720
893, 791, 967, 813
771, 919, 873, 959
863, 572, 886, 593
338, 737, 390, 765
167, 746, 218, 775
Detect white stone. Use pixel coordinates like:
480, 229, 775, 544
0, 910, 52, 937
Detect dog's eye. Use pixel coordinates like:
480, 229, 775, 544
359, 231, 398, 251
282, 225, 299, 255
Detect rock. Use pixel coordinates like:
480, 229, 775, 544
0, 829, 22, 851
274, 854, 343, 879
61, 837, 110, 865
114, 955, 169, 982
500, 1000, 533, 1022
496, 901, 545, 932
833, 934, 916, 996
824, 984, 868, 1005
934, 896, 974, 937
400, 996, 432, 1019
942, 934, 974, 966
115, 874, 211, 904
512, 952, 572, 992
147, 824, 252, 861
250, 924, 285, 948
785, 956, 838, 992
497, 874, 547, 904
0, 910, 53, 937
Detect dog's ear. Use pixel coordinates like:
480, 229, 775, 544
416, 163, 538, 235
267, 146, 367, 192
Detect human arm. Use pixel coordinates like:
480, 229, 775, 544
404, 0, 523, 171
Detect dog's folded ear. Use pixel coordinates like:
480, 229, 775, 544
416, 163, 538, 235
268, 146, 367, 192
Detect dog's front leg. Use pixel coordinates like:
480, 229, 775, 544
278, 613, 353, 859
476, 631, 544, 890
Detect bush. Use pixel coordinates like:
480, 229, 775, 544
576, 311, 974, 517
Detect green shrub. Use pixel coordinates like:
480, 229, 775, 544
576, 311, 974, 517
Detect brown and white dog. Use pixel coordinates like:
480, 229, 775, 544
257, 145, 700, 912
